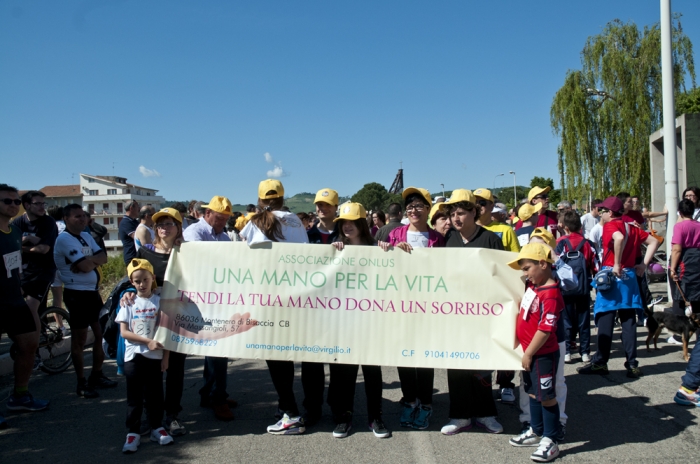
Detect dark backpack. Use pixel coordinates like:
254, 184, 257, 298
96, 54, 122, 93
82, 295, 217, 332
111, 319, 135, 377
99, 276, 133, 358
556, 238, 590, 297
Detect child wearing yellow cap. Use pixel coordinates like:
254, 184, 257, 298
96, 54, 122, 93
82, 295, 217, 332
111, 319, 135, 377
116, 258, 172, 453
507, 244, 563, 461
329, 202, 389, 439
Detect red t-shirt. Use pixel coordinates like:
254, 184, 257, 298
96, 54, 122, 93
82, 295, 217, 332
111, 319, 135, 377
623, 210, 646, 226
601, 219, 649, 268
516, 281, 563, 355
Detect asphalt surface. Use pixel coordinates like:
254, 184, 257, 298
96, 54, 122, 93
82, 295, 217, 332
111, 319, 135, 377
1, 283, 699, 463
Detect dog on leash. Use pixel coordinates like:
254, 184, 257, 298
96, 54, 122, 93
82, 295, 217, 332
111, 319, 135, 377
644, 308, 699, 361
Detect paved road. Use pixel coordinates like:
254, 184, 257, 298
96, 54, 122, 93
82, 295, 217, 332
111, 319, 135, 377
1, 322, 698, 464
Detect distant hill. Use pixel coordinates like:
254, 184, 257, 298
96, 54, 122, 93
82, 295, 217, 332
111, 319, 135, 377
163, 193, 350, 214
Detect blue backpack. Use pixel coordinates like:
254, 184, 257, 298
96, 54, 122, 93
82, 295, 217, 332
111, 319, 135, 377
556, 238, 590, 297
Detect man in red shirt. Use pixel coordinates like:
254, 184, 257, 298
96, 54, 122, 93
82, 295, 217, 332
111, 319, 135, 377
515, 186, 562, 238
578, 197, 660, 378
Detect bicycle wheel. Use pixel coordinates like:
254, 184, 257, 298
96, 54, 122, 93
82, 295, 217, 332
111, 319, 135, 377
38, 307, 73, 374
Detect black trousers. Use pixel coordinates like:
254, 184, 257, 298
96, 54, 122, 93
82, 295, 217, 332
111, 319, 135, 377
125, 354, 164, 434
199, 356, 229, 405
327, 364, 383, 422
591, 309, 638, 368
165, 351, 187, 417
397, 367, 434, 404
496, 371, 516, 390
266, 360, 326, 416
447, 369, 497, 419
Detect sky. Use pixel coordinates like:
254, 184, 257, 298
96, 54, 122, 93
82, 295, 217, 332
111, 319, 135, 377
2, 1, 700, 204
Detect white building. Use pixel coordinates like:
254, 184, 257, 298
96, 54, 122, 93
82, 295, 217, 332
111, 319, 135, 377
79, 174, 164, 250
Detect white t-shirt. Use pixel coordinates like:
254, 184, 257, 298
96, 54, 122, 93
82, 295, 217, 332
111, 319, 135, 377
240, 211, 309, 245
589, 223, 604, 262
580, 213, 599, 239
53, 230, 103, 291
407, 231, 429, 248
115, 294, 163, 362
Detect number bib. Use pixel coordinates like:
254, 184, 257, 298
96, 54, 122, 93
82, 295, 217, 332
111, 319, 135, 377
3, 250, 21, 278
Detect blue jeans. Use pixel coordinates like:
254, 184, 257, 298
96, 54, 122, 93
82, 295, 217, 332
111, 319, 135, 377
681, 339, 700, 390
563, 295, 591, 355
116, 333, 125, 373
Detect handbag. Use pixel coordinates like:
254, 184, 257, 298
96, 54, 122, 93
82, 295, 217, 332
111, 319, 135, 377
594, 223, 629, 293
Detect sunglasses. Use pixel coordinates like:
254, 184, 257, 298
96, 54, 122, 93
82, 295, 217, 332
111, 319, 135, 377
2, 198, 21, 205
156, 222, 177, 229
598, 208, 610, 213
534, 195, 549, 200
476, 199, 489, 207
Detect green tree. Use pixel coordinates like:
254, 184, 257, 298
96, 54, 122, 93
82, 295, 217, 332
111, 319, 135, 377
350, 182, 399, 211
677, 86, 700, 114
551, 17, 696, 205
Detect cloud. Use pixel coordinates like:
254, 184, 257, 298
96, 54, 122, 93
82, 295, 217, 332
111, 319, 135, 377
267, 165, 287, 178
264, 152, 273, 163
139, 165, 161, 177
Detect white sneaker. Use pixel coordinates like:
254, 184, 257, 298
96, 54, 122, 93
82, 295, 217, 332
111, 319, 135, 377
668, 335, 682, 345
122, 433, 140, 453
440, 418, 472, 435
564, 354, 572, 363
530, 437, 560, 462
475, 416, 503, 434
150, 427, 174, 445
501, 388, 516, 404
267, 413, 306, 435
509, 427, 540, 447
582, 353, 591, 363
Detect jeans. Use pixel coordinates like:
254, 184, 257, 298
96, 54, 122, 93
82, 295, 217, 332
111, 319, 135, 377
591, 309, 638, 368
681, 339, 700, 390
116, 333, 125, 373
199, 356, 228, 405
563, 295, 591, 355
124, 354, 164, 434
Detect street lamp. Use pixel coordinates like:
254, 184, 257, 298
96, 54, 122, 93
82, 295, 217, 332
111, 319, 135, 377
509, 171, 517, 206
493, 173, 504, 191
440, 184, 445, 198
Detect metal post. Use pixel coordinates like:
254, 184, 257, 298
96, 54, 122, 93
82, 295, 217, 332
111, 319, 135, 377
661, 0, 679, 301
494, 173, 504, 191
509, 171, 517, 206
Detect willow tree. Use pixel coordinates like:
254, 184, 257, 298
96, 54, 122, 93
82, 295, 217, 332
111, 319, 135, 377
551, 17, 695, 203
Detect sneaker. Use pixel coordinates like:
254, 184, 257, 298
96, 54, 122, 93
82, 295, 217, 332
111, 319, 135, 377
76, 381, 99, 399
6, 393, 49, 412
267, 413, 306, 435
301, 411, 321, 428
650, 296, 664, 307
166, 418, 187, 436
441, 418, 472, 435
556, 423, 566, 442
530, 437, 560, 462
139, 422, 151, 436
32, 354, 43, 371
369, 418, 390, 438
577, 362, 609, 375
476, 416, 503, 434
213, 403, 234, 421
564, 354, 572, 363
122, 433, 140, 453
501, 388, 516, 404
674, 388, 700, 407
333, 421, 352, 438
668, 335, 682, 345
88, 372, 118, 389
509, 426, 541, 447
581, 353, 591, 363
0, 414, 7, 430
412, 405, 432, 430
399, 400, 418, 427
150, 427, 174, 446
626, 367, 643, 379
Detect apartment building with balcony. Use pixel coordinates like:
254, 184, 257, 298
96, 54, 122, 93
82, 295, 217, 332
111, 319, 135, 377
79, 173, 164, 250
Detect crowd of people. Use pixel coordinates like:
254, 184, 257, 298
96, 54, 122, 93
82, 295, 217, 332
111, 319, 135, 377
1, 180, 700, 461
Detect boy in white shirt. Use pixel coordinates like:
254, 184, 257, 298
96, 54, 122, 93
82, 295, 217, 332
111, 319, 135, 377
117, 259, 173, 453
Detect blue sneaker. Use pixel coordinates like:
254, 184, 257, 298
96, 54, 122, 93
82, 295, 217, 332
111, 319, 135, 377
7, 393, 49, 412
674, 389, 700, 407
399, 401, 418, 427
412, 405, 432, 430
0, 414, 7, 429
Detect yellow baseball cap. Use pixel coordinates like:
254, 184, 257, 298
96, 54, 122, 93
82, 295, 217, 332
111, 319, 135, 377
127, 258, 157, 289
518, 202, 543, 221
507, 243, 555, 270
402, 187, 432, 206
201, 196, 234, 216
429, 203, 447, 226
528, 186, 552, 203
258, 179, 285, 200
530, 227, 556, 248
473, 188, 494, 203
439, 189, 477, 210
314, 188, 339, 206
151, 207, 183, 224
334, 202, 367, 222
